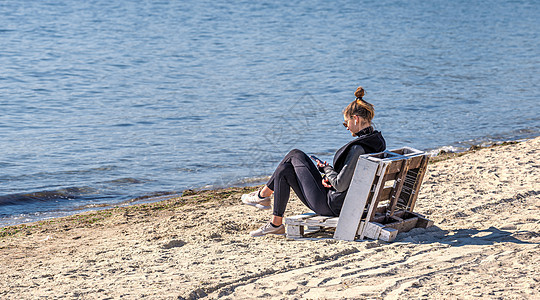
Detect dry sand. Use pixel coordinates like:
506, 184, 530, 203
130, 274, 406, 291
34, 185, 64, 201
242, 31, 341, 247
1, 137, 539, 299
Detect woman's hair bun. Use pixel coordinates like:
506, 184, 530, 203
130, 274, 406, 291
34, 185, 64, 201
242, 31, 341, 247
343, 85, 374, 124
354, 86, 365, 99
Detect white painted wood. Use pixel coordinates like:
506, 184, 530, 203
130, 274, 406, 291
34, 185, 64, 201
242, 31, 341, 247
359, 162, 389, 240
363, 222, 384, 240
379, 228, 398, 242
306, 226, 321, 233
357, 221, 365, 236
286, 215, 337, 227
304, 220, 321, 226
285, 220, 302, 226
304, 216, 330, 226
287, 212, 316, 220
286, 225, 302, 238
311, 216, 331, 222
322, 218, 339, 227
390, 146, 423, 157
333, 158, 380, 241
284, 212, 316, 225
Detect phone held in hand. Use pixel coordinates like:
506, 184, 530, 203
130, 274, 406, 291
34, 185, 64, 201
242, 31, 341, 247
311, 155, 328, 175
309, 155, 322, 163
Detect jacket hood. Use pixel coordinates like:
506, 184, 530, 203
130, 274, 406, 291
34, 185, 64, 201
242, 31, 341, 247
333, 129, 386, 172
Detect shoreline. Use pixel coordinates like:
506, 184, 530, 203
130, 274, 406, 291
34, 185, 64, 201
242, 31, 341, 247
0, 136, 538, 298
1, 137, 535, 229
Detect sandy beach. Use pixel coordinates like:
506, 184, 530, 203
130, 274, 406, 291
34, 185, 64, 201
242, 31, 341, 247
1, 137, 538, 299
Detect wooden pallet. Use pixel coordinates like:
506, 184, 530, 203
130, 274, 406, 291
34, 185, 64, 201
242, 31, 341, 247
285, 147, 433, 242
285, 210, 433, 241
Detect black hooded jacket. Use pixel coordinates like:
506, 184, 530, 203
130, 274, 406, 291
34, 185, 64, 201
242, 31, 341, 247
321, 126, 386, 215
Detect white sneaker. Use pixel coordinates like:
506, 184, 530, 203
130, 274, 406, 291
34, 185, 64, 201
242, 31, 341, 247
241, 191, 271, 209
249, 222, 285, 237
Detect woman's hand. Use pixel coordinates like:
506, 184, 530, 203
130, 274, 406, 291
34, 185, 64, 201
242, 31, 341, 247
316, 160, 328, 169
322, 177, 332, 188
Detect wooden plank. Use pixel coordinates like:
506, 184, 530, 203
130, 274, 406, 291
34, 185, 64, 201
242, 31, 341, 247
390, 216, 403, 222
291, 215, 332, 226
363, 222, 384, 240
284, 212, 317, 225
389, 148, 407, 156
290, 215, 338, 228
392, 210, 406, 218
385, 160, 403, 175
365, 152, 391, 161
379, 228, 398, 242
358, 162, 390, 240
356, 221, 367, 236
384, 217, 418, 233
407, 155, 423, 169
304, 218, 325, 226
286, 225, 303, 238
286, 212, 316, 221
408, 212, 434, 228
371, 215, 386, 224
333, 158, 380, 241
286, 219, 306, 226
407, 155, 429, 211
379, 186, 393, 201
416, 217, 434, 228
308, 216, 331, 223
375, 204, 388, 214
390, 147, 424, 157
322, 217, 339, 227
305, 226, 322, 234
389, 159, 411, 216
383, 172, 399, 181
365, 163, 391, 226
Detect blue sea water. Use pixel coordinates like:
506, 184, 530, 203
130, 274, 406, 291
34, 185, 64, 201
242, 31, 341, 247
1, 0, 539, 226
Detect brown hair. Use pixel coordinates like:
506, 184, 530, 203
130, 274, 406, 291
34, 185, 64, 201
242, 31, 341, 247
343, 86, 375, 125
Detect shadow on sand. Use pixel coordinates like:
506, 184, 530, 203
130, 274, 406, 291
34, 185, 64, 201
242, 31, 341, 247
395, 226, 540, 246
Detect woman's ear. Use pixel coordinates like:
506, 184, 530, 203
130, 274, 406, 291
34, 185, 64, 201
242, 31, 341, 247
357, 116, 368, 127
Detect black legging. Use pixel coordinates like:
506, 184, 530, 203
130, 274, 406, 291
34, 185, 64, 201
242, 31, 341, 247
266, 149, 335, 217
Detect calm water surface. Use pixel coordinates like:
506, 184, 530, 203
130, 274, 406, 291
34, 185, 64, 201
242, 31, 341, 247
1, 0, 539, 226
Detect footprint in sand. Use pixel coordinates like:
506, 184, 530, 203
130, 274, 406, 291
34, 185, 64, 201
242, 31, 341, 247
162, 239, 186, 249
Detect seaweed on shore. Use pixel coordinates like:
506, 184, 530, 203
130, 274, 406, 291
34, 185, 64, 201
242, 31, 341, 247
0, 186, 259, 239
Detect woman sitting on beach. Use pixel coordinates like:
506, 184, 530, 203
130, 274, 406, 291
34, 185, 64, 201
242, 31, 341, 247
242, 86, 386, 237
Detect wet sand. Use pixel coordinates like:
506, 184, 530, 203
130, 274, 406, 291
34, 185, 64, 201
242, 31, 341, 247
1, 137, 539, 299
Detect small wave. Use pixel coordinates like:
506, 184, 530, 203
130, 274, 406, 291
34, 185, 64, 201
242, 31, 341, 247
173, 167, 196, 172
0, 165, 119, 182
136, 121, 155, 125
109, 64, 129, 69
232, 176, 271, 186
0, 161, 17, 168
201, 175, 270, 190
427, 137, 534, 157
102, 177, 146, 185
0, 186, 98, 206
0, 211, 74, 228
115, 191, 180, 206
73, 203, 113, 210
427, 145, 465, 156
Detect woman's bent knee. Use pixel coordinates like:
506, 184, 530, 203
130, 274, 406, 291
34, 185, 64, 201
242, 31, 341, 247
274, 162, 294, 177
287, 149, 307, 159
